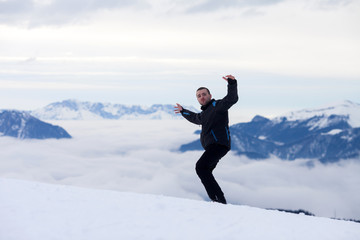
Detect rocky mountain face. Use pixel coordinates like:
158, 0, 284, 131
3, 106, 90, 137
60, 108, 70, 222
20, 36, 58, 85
180, 101, 360, 163
0, 110, 71, 139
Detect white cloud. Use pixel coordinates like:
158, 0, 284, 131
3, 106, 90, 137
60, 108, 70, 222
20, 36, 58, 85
0, 119, 359, 220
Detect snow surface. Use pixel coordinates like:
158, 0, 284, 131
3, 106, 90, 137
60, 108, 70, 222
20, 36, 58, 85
323, 129, 343, 135
1, 178, 359, 240
258, 135, 267, 140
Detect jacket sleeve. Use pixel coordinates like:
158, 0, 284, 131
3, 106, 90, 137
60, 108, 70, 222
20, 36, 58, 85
181, 108, 202, 125
217, 78, 239, 111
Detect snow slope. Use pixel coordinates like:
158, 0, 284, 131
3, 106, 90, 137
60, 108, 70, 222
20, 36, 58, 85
1, 178, 359, 240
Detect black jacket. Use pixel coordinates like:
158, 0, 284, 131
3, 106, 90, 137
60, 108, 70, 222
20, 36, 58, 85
181, 79, 238, 150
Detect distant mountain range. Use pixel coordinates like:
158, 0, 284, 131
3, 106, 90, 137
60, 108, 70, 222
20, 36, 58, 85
180, 100, 360, 163
1, 99, 198, 139
2, 99, 359, 162
0, 110, 71, 139
31, 99, 198, 120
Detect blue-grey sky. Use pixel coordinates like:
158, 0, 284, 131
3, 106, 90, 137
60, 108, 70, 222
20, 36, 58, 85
0, 0, 359, 118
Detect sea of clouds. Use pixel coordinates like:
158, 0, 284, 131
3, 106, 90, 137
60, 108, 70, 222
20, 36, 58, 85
0, 119, 359, 219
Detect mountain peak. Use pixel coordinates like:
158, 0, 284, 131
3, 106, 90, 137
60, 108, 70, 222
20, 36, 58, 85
251, 115, 270, 122
0, 110, 71, 139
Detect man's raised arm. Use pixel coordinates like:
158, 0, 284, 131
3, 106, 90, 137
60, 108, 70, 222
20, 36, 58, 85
218, 75, 239, 110
174, 103, 201, 125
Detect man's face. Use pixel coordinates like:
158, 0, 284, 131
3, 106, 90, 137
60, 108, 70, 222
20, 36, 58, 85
196, 89, 212, 106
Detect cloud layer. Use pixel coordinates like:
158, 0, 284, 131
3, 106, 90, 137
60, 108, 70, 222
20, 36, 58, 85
0, 119, 359, 219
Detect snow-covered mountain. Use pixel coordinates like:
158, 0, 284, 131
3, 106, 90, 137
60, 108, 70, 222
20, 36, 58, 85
275, 100, 360, 128
180, 100, 360, 162
31, 99, 198, 120
0, 110, 71, 139
1, 178, 359, 240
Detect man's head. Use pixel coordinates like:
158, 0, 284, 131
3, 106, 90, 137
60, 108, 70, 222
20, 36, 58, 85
196, 87, 212, 106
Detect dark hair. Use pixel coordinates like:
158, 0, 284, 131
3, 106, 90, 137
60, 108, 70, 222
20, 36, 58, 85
196, 87, 210, 95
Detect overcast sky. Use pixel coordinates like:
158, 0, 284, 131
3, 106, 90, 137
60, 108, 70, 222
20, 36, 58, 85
0, 0, 359, 118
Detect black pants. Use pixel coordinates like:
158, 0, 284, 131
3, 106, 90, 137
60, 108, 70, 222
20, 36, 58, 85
195, 144, 229, 204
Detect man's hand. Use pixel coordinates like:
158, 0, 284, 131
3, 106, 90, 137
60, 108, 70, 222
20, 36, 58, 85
174, 103, 183, 114
222, 75, 236, 82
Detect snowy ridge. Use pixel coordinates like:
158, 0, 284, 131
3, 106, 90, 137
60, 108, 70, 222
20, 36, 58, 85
1, 178, 359, 240
275, 100, 360, 127
31, 99, 198, 120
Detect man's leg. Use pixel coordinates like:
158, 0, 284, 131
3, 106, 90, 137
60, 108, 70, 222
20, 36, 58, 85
195, 144, 229, 204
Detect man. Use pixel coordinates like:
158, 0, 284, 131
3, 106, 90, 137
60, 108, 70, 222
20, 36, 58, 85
174, 75, 238, 204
